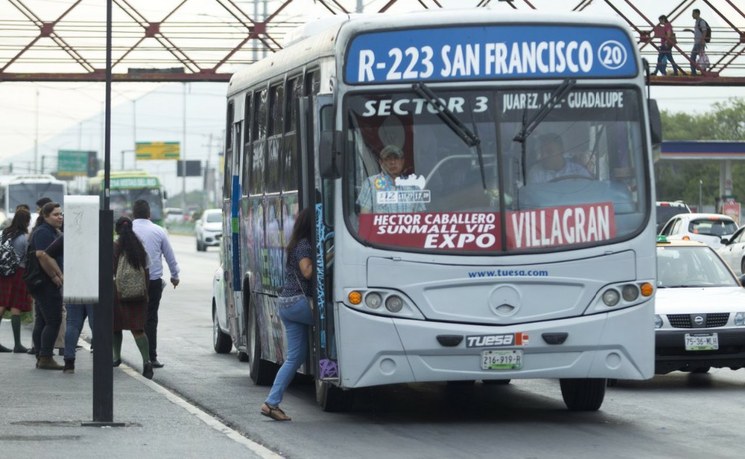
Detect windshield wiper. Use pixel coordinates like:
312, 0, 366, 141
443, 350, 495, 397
513, 78, 576, 143
413, 82, 479, 147
413, 82, 486, 188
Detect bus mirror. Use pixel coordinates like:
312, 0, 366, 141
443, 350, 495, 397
648, 99, 662, 147
319, 130, 340, 179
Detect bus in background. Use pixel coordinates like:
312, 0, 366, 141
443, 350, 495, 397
212, 9, 662, 412
88, 170, 166, 226
0, 174, 66, 227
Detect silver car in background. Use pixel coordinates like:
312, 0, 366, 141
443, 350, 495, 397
195, 208, 222, 251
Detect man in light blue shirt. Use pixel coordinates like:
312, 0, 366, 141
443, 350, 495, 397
132, 199, 180, 368
357, 144, 427, 214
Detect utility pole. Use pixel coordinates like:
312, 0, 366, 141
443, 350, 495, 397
181, 83, 187, 212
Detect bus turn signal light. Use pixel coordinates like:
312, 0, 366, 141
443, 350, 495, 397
348, 291, 362, 305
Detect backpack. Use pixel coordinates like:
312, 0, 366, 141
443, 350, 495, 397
0, 237, 20, 277
698, 18, 711, 43
115, 254, 147, 301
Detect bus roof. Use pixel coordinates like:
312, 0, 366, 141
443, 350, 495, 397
0, 174, 65, 185
88, 170, 161, 188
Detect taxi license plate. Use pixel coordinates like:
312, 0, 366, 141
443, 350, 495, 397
481, 350, 523, 370
684, 333, 719, 351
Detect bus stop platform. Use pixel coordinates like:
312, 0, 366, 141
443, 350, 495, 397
0, 320, 278, 459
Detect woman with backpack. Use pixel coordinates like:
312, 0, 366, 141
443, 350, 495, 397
112, 216, 153, 380
0, 209, 32, 353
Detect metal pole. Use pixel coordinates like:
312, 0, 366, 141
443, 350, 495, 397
34, 89, 39, 173
132, 99, 137, 170
699, 179, 703, 212
83, 0, 120, 427
181, 83, 187, 212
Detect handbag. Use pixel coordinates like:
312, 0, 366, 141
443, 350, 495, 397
696, 52, 710, 70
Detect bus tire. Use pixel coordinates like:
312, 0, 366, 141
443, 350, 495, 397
212, 304, 232, 354
559, 378, 606, 411
315, 379, 353, 412
248, 297, 275, 386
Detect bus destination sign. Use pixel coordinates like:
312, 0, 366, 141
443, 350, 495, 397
345, 25, 637, 84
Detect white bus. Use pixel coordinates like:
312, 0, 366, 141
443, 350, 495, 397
212, 9, 661, 412
0, 174, 67, 226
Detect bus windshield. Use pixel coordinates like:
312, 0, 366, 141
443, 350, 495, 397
110, 188, 164, 221
346, 87, 647, 253
9, 183, 65, 210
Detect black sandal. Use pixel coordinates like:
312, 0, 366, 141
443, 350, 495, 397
260, 403, 291, 421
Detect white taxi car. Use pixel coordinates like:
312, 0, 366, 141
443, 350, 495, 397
658, 212, 737, 250
655, 237, 745, 374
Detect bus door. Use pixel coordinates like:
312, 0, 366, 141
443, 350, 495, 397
300, 94, 339, 385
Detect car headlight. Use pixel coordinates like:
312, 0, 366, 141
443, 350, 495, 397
655, 314, 663, 329
735, 312, 745, 326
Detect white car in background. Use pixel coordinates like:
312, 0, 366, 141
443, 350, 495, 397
658, 213, 738, 250
717, 225, 745, 276
195, 208, 222, 251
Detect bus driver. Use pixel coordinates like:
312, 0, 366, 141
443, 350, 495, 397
357, 145, 426, 214
527, 133, 592, 184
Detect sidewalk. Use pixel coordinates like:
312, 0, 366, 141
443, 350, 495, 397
0, 319, 279, 459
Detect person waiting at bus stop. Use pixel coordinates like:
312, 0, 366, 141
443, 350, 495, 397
357, 144, 426, 214
261, 208, 314, 422
29, 202, 64, 370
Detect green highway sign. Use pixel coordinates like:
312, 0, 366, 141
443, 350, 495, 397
58, 150, 95, 177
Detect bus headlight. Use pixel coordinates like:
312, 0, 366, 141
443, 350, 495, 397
365, 292, 383, 309
343, 288, 425, 319
602, 289, 620, 306
655, 314, 663, 329
385, 295, 404, 313
621, 284, 639, 302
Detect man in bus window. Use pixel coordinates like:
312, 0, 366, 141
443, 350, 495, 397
527, 133, 592, 184
357, 145, 426, 214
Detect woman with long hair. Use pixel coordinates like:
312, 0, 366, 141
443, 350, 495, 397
112, 216, 153, 379
0, 209, 32, 353
29, 202, 64, 370
261, 207, 314, 421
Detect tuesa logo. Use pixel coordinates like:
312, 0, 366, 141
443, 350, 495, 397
465, 332, 529, 348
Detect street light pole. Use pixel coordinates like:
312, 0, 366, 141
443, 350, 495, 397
699, 179, 703, 212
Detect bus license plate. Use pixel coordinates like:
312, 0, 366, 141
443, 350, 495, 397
684, 333, 719, 351
481, 350, 523, 370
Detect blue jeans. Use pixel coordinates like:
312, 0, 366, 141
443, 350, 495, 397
265, 296, 313, 406
64, 304, 95, 360
690, 43, 703, 75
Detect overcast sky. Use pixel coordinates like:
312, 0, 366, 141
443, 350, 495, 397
0, 0, 743, 195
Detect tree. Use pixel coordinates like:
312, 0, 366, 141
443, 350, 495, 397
655, 98, 745, 211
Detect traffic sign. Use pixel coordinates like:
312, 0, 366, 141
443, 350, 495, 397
135, 141, 180, 160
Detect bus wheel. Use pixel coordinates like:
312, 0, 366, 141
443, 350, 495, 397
212, 305, 232, 354
248, 302, 274, 386
315, 379, 353, 412
560, 378, 605, 411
